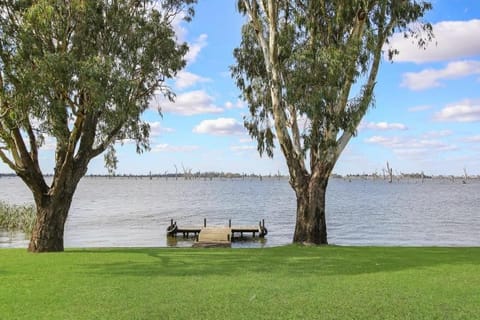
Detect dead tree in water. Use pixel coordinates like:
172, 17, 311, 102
181, 164, 192, 180
386, 162, 393, 183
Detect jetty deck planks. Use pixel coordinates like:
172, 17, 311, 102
166, 219, 268, 247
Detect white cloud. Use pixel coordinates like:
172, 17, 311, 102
149, 121, 174, 137
239, 137, 253, 143
360, 121, 407, 131
171, 12, 207, 64
236, 100, 246, 109
401, 60, 480, 91
152, 144, 199, 153
408, 105, 432, 112
185, 34, 207, 63
421, 130, 453, 139
230, 145, 256, 152
225, 99, 246, 110
193, 118, 245, 136
464, 135, 480, 143
172, 11, 188, 43
175, 71, 211, 89
434, 100, 480, 122
155, 90, 223, 116
365, 135, 457, 157
386, 19, 480, 63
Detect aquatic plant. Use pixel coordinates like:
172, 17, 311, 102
0, 201, 36, 234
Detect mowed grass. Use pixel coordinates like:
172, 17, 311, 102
0, 246, 479, 320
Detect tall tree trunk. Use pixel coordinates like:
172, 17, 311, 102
28, 188, 76, 253
293, 176, 329, 244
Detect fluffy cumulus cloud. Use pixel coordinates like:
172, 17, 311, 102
434, 100, 480, 122
386, 19, 480, 63
365, 135, 457, 157
360, 121, 407, 131
401, 60, 480, 91
171, 11, 188, 43
175, 71, 211, 89
154, 90, 223, 116
185, 34, 208, 64
193, 118, 245, 136
152, 144, 199, 153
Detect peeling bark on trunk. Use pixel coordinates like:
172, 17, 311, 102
293, 176, 329, 245
28, 191, 75, 252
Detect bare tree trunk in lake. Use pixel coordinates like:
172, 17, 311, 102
386, 162, 393, 183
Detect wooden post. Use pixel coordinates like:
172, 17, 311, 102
170, 219, 173, 227
229, 219, 231, 228
204, 218, 207, 228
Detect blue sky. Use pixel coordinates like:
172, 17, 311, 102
1, 0, 480, 176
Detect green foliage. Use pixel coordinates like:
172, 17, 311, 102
0, 246, 479, 319
0, 200, 36, 234
0, 0, 196, 174
232, 0, 432, 164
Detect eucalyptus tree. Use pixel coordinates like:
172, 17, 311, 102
232, 0, 432, 244
0, 0, 195, 252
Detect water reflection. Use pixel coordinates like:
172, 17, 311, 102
0, 230, 29, 248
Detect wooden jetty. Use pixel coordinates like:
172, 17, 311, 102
166, 219, 268, 247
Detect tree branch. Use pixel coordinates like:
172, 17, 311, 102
243, 0, 272, 76
89, 121, 124, 159
25, 118, 41, 171
335, 6, 397, 162
289, 105, 302, 155
334, 13, 367, 114
0, 147, 18, 172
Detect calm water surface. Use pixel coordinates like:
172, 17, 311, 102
1, 176, 479, 248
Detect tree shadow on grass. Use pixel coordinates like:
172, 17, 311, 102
73, 246, 480, 279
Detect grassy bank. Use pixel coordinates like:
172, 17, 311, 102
0, 246, 479, 319
0, 201, 35, 234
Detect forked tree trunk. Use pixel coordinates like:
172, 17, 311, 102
28, 189, 76, 252
292, 174, 329, 245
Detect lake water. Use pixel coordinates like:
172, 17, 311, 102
1, 176, 479, 248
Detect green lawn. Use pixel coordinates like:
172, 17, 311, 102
0, 246, 479, 319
